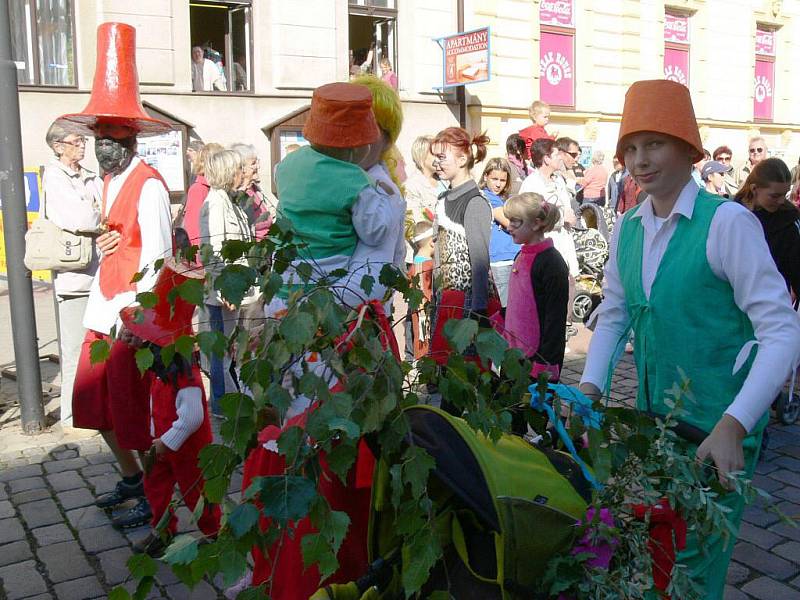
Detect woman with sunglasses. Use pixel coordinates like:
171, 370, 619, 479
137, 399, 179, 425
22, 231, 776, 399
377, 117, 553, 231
734, 157, 800, 298
712, 145, 738, 197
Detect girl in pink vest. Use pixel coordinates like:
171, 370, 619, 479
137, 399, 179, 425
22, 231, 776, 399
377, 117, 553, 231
501, 192, 569, 381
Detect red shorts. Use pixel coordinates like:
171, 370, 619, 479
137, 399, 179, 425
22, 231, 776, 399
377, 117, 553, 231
72, 330, 152, 451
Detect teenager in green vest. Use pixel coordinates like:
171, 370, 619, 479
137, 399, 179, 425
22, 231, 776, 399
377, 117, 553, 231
579, 79, 800, 598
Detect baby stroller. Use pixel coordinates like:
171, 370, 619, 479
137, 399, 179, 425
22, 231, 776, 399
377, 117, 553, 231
312, 405, 592, 599
571, 203, 610, 323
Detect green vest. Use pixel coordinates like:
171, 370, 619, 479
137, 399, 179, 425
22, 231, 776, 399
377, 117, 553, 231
616, 189, 767, 437
276, 146, 372, 260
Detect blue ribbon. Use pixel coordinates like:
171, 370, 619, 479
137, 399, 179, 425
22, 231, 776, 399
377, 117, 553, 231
529, 382, 603, 490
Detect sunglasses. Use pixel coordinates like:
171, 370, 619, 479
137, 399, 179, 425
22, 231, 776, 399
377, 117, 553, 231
565, 151, 580, 158
749, 147, 764, 154
717, 155, 731, 161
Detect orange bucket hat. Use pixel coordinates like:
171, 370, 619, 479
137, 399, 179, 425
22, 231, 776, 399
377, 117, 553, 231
615, 80, 704, 166
303, 83, 380, 148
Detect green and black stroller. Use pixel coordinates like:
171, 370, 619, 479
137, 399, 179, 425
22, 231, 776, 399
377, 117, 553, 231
312, 405, 593, 599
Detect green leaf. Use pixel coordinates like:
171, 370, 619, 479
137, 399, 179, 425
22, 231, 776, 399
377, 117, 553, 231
215, 264, 257, 306
328, 417, 360, 439
174, 335, 194, 361
136, 291, 158, 308
359, 274, 375, 295
401, 528, 441, 596
443, 318, 478, 353
108, 587, 132, 600
175, 278, 205, 306
324, 443, 358, 484
235, 584, 268, 599
127, 553, 158, 578
256, 476, 318, 522
219, 547, 249, 587
197, 330, 226, 358
403, 447, 435, 499
134, 347, 154, 375
278, 426, 305, 467
89, 339, 111, 365
162, 534, 199, 565
262, 272, 284, 302
475, 329, 508, 365
301, 532, 339, 579
228, 503, 260, 538
279, 311, 316, 349
133, 577, 155, 600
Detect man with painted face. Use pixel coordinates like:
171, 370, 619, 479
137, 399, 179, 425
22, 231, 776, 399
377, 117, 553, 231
59, 23, 174, 530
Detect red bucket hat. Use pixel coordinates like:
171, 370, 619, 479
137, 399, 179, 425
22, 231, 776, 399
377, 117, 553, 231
59, 22, 171, 137
303, 82, 380, 148
120, 258, 204, 346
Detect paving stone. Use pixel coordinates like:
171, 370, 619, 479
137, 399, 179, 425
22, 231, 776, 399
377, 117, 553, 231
85, 452, 116, 465
726, 561, 750, 586
0, 485, 8, 500
0, 539, 33, 567
165, 579, 218, 599
752, 473, 784, 493
737, 521, 784, 550
741, 576, 800, 600
776, 444, 800, 459
24, 595, 55, 600
97, 546, 134, 586
772, 455, 800, 472
10, 488, 51, 504
18, 498, 62, 528
50, 448, 78, 460
52, 575, 105, 600
732, 541, 799, 580
754, 460, 779, 475
42, 457, 88, 474
155, 561, 181, 586
0, 516, 26, 544
0, 560, 48, 599
723, 585, 749, 600
66, 505, 110, 529
742, 505, 782, 528
121, 579, 166, 599
37, 540, 94, 583
56, 487, 95, 510
47, 470, 85, 492
80, 463, 116, 477
773, 540, 800, 564
87, 473, 119, 496
0, 463, 43, 482
9, 476, 47, 493
770, 469, 800, 488
773, 485, 800, 504
78, 524, 128, 554
0, 499, 15, 518
770, 521, 800, 543
32, 523, 75, 546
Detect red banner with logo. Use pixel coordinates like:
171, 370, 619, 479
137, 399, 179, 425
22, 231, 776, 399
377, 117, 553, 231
539, 31, 574, 106
664, 14, 689, 43
754, 58, 774, 120
756, 28, 775, 56
540, 0, 574, 28
664, 47, 689, 87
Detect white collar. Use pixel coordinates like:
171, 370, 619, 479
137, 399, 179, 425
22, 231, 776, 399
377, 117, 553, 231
632, 178, 700, 233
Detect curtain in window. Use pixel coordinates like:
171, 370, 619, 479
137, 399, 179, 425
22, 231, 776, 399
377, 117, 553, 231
36, 0, 74, 85
8, 0, 35, 85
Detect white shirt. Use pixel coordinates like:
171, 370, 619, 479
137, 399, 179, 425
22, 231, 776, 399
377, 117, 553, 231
581, 179, 800, 432
41, 159, 102, 295
151, 386, 205, 451
83, 157, 173, 335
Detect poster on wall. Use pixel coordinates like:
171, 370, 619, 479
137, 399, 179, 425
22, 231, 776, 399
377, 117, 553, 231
437, 27, 491, 88
756, 28, 775, 56
279, 131, 308, 162
0, 168, 51, 282
664, 14, 689, 43
664, 47, 690, 87
754, 59, 774, 120
138, 130, 185, 192
539, 31, 574, 106
539, 0, 574, 28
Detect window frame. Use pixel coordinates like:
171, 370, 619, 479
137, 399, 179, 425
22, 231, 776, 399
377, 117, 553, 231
13, 0, 78, 89
348, 1, 399, 84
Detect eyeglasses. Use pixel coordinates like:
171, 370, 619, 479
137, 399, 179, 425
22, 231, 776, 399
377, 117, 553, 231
60, 137, 87, 147
749, 147, 764, 154
565, 151, 580, 158
717, 155, 732, 161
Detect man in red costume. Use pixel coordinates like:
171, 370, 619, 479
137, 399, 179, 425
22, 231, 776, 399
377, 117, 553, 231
62, 22, 174, 529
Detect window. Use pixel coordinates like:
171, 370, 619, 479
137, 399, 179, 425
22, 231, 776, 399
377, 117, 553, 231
9, 0, 76, 86
664, 12, 690, 87
189, 0, 253, 93
539, 0, 575, 108
754, 26, 776, 121
348, 0, 398, 89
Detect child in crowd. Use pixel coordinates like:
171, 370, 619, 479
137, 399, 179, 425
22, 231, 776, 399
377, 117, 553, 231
518, 100, 555, 160
505, 133, 529, 194
480, 158, 519, 310
501, 193, 569, 380
119, 259, 220, 556
410, 221, 435, 359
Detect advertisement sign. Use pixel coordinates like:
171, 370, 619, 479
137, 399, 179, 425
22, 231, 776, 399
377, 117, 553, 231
439, 27, 491, 88
756, 28, 775, 56
754, 58, 774, 120
539, 31, 574, 106
0, 168, 51, 282
664, 47, 690, 87
137, 130, 185, 192
539, 0, 574, 28
664, 14, 689, 43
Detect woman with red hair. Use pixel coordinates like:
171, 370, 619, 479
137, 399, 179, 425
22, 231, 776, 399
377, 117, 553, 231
428, 127, 498, 367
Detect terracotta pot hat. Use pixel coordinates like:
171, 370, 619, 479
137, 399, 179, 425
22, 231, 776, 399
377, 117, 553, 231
119, 258, 204, 347
59, 22, 171, 136
615, 79, 704, 166
303, 82, 381, 148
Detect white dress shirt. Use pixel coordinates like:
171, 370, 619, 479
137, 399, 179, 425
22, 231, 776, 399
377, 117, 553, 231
83, 157, 173, 335
581, 179, 800, 432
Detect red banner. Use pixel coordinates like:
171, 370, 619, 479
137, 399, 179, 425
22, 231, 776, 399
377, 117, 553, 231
664, 47, 689, 87
539, 31, 574, 106
754, 58, 774, 120
539, 0, 574, 28
441, 27, 491, 88
664, 14, 689, 43
756, 28, 775, 56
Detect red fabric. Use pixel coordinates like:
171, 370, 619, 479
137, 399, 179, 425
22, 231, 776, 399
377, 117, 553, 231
241, 301, 399, 599
247, 186, 273, 241
618, 175, 644, 214
182, 175, 210, 246
631, 498, 687, 596
582, 164, 609, 199
72, 331, 152, 450
99, 161, 169, 300
519, 124, 554, 159
429, 289, 501, 367
409, 260, 434, 359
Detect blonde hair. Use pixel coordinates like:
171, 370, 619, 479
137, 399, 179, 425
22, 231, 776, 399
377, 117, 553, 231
204, 149, 242, 191
503, 192, 560, 233
479, 158, 514, 198
528, 100, 550, 120
193, 142, 223, 177
411, 135, 433, 171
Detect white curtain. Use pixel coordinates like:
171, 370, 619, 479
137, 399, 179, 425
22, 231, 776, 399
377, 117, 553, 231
36, 0, 74, 86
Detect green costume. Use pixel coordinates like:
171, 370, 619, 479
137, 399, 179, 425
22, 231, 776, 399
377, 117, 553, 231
616, 189, 764, 599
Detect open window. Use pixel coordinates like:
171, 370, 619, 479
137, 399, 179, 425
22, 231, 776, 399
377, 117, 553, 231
189, 0, 253, 92
348, 0, 398, 88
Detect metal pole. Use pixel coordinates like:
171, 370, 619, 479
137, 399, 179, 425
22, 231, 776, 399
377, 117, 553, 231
0, 0, 46, 432
456, 0, 467, 128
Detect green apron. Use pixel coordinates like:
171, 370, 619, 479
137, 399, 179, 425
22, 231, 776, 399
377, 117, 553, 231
616, 189, 765, 599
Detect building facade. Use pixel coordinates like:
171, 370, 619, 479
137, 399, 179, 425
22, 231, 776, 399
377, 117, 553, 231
12, 0, 800, 195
